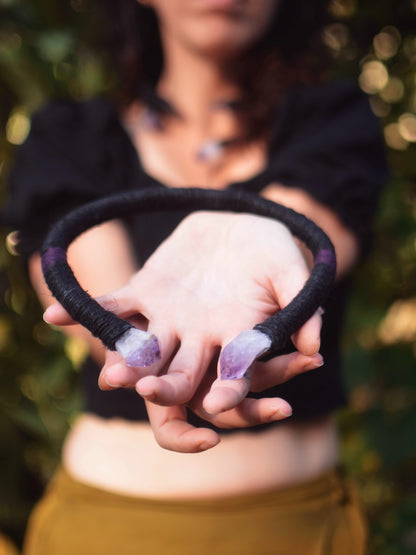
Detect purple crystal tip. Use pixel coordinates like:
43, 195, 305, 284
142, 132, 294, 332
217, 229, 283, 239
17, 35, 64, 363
220, 329, 271, 380
116, 329, 161, 368
125, 335, 161, 367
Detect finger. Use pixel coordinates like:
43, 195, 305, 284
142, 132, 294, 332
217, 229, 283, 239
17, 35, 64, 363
291, 309, 323, 356
43, 284, 144, 326
202, 372, 251, 415
145, 401, 220, 453
136, 339, 216, 405
193, 396, 293, 429
43, 302, 74, 325
250, 351, 324, 392
203, 339, 323, 415
98, 350, 138, 390
269, 250, 322, 355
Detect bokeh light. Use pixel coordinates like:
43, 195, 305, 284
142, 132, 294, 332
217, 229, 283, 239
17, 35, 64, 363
379, 77, 404, 103
6, 111, 30, 145
373, 27, 401, 60
378, 298, 416, 345
359, 60, 389, 94
329, 0, 356, 19
323, 22, 350, 53
398, 112, 416, 142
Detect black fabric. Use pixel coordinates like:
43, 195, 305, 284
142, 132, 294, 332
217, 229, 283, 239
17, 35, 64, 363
2, 79, 388, 428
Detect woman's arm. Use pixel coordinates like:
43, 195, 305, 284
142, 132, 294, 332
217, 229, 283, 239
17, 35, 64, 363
29, 219, 139, 365
261, 184, 359, 279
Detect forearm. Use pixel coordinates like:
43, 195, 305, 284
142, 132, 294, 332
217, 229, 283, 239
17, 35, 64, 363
261, 184, 359, 280
29, 219, 139, 366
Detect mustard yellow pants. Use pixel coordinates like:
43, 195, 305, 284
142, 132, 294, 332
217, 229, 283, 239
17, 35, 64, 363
24, 467, 367, 555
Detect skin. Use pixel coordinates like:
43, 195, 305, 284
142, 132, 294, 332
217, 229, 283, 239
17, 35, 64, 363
31, 0, 359, 485
149, 0, 281, 61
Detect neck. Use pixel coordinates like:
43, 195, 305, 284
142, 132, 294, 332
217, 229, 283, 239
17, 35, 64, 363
157, 35, 239, 127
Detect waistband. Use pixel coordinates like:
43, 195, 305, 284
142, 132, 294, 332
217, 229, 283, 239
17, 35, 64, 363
52, 465, 353, 513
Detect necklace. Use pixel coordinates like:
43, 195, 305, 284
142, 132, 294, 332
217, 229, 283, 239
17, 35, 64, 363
139, 99, 241, 164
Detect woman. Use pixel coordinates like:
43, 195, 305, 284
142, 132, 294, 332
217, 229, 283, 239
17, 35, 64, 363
5, 0, 387, 553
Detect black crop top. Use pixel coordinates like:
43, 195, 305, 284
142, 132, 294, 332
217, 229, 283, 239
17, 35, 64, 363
3, 79, 388, 430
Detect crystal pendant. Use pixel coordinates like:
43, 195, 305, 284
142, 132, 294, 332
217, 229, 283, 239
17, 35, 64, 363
196, 140, 224, 163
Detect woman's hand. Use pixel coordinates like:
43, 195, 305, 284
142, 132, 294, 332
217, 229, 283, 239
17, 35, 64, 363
45, 211, 323, 451
92, 345, 322, 453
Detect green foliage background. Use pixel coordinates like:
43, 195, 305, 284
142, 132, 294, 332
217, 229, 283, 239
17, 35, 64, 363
0, 0, 415, 552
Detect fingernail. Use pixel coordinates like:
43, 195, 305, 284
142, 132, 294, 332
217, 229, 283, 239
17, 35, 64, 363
269, 402, 292, 420
137, 390, 156, 402
278, 405, 293, 417
135, 380, 157, 402
104, 371, 122, 388
199, 439, 219, 451
43, 311, 52, 324
305, 353, 324, 370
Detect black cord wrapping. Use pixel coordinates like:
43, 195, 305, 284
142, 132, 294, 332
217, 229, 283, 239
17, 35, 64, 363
41, 187, 336, 358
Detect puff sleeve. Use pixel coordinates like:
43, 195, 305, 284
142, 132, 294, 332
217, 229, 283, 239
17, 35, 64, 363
265, 80, 389, 255
2, 98, 141, 257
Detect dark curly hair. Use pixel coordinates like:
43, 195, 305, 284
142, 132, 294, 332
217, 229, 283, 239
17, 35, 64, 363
95, 0, 332, 141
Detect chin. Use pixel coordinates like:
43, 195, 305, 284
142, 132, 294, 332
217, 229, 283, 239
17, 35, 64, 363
184, 21, 260, 59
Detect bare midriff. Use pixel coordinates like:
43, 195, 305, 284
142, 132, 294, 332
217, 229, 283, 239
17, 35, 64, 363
63, 414, 338, 499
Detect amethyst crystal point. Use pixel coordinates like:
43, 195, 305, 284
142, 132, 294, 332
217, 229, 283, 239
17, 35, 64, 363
220, 329, 271, 380
115, 328, 161, 368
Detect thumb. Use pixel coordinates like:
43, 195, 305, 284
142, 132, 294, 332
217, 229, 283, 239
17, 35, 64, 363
291, 308, 323, 356
43, 302, 73, 326
43, 284, 140, 327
